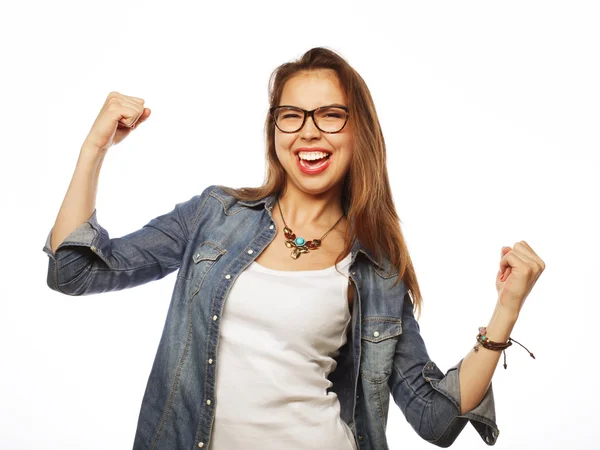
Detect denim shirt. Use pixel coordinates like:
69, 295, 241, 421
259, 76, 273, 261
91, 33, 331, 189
43, 185, 500, 449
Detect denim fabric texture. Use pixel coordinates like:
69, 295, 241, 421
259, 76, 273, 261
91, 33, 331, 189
43, 185, 500, 449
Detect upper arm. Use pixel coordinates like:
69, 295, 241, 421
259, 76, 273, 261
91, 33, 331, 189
43, 186, 216, 295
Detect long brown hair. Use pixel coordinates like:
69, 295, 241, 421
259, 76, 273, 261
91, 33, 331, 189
221, 47, 423, 319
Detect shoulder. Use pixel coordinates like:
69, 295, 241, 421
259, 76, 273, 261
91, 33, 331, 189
189, 185, 273, 223
175, 185, 222, 224
169, 185, 232, 229
203, 185, 257, 214
197, 184, 226, 200
188, 184, 240, 210
203, 185, 274, 216
186, 185, 273, 246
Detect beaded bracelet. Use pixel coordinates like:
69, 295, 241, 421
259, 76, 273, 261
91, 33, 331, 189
474, 326, 536, 369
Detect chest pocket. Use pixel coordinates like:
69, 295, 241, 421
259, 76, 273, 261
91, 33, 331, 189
187, 241, 226, 296
360, 317, 403, 383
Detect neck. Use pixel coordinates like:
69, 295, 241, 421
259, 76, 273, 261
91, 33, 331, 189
276, 182, 345, 230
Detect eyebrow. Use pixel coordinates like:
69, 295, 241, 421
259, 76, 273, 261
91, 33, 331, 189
279, 103, 348, 109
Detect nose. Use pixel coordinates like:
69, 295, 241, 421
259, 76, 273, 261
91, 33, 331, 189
299, 113, 321, 139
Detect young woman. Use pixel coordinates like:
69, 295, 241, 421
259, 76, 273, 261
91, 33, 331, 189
43, 47, 545, 450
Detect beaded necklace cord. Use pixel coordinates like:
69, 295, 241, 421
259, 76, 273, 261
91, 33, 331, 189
276, 197, 345, 260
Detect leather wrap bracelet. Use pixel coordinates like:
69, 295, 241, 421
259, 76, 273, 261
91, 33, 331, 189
474, 326, 536, 369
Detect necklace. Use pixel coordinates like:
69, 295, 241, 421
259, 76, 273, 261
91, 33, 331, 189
276, 197, 345, 260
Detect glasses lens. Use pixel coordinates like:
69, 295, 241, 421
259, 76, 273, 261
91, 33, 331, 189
273, 107, 305, 132
314, 107, 348, 132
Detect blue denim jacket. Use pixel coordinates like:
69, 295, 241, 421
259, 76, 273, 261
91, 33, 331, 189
43, 185, 499, 449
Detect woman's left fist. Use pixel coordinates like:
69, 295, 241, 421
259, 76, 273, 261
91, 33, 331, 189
496, 241, 545, 316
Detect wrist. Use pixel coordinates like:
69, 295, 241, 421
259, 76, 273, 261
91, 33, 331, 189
493, 301, 520, 323
81, 140, 108, 157
79, 143, 107, 165
485, 304, 519, 343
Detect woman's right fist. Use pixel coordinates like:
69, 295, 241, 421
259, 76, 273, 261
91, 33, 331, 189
83, 91, 151, 152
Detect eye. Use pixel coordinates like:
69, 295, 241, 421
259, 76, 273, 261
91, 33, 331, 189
317, 106, 347, 120
281, 112, 302, 119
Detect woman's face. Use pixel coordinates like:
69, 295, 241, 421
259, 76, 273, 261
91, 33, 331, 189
274, 69, 353, 198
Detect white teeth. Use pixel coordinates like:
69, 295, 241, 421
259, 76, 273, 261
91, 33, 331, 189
298, 151, 329, 160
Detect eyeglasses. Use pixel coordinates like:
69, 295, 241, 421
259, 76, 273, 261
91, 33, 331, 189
270, 105, 350, 134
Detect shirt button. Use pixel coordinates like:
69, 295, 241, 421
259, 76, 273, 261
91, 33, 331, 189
269, 224, 274, 230
90, 245, 97, 252
373, 331, 380, 337
213, 315, 218, 321
198, 443, 204, 448
206, 399, 211, 405
358, 435, 363, 440
225, 274, 231, 279
247, 249, 254, 254
208, 359, 213, 364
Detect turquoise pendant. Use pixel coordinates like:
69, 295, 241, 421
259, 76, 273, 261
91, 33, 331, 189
294, 237, 306, 246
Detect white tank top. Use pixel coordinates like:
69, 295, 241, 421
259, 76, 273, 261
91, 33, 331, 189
209, 252, 357, 450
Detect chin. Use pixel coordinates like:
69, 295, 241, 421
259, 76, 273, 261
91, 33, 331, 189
289, 176, 344, 197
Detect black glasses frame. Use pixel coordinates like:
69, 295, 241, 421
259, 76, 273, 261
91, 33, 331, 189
269, 105, 350, 134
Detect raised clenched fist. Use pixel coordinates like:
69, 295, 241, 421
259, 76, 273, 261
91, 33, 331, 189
82, 91, 151, 152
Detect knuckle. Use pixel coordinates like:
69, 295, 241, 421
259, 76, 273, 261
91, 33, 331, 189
126, 95, 144, 105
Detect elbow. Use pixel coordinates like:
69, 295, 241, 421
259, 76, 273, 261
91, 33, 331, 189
425, 416, 468, 448
45, 252, 93, 296
420, 392, 468, 447
45, 267, 87, 296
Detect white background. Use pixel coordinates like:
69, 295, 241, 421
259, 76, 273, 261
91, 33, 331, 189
1, 1, 598, 449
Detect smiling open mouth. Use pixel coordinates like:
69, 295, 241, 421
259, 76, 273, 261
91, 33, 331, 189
296, 150, 332, 174
299, 154, 330, 169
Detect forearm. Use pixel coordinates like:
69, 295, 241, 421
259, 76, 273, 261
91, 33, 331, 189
50, 145, 106, 254
458, 302, 519, 414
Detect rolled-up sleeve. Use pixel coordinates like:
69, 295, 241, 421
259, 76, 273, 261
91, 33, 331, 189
42, 186, 215, 296
388, 293, 500, 447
